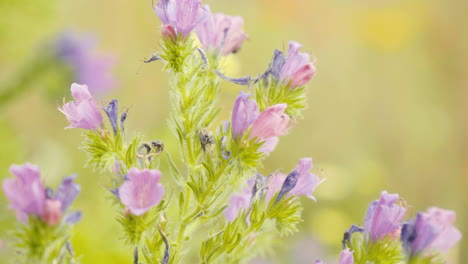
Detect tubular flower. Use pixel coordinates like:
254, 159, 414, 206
2, 163, 81, 226
118, 168, 165, 216
154, 0, 206, 39
265, 41, 316, 89
267, 158, 323, 203
364, 191, 407, 241
55, 32, 116, 93
249, 103, 290, 154
231, 91, 260, 138
401, 207, 462, 256
58, 83, 103, 130
196, 5, 247, 56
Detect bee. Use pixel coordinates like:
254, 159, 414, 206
137, 140, 164, 166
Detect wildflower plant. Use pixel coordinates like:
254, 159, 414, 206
1, 1, 462, 264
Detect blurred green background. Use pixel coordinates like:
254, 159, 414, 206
0, 0, 466, 263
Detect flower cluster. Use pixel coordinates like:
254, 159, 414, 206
338, 191, 462, 264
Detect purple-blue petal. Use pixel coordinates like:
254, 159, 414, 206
54, 174, 80, 212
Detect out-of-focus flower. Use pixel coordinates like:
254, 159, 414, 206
154, 0, 206, 39
2, 163, 46, 222
2, 163, 81, 226
401, 207, 462, 256
338, 248, 354, 264
58, 83, 103, 130
118, 168, 165, 216
364, 191, 406, 241
268, 158, 323, 203
265, 41, 316, 89
196, 5, 247, 56
55, 32, 116, 93
231, 91, 260, 138
224, 177, 255, 221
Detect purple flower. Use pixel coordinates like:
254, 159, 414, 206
267, 158, 323, 203
58, 83, 103, 130
338, 248, 354, 264
2, 163, 46, 222
402, 207, 461, 255
231, 91, 260, 138
364, 191, 407, 241
266, 41, 316, 89
55, 32, 116, 94
118, 168, 165, 216
224, 177, 255, 221
154, 0, 206, 39
195, 5, 247, 56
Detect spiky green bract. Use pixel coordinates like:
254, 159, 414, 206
199, 192, 303, 263
116, 197, 169, 246
255, 78, 307, 119
82, 129, 140, 173
12, 217, 77, 264
267, 194, 303, 236
408, 254, 445, 264
160, 35, 195, 73
345, 232, 405, 264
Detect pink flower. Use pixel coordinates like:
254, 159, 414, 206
267, 158, 323, 203
264, 41, 316, 89
231, 91, 260, 138
338, 248, 354, 264
364, 191, 407, 241
196, 5, 247, 55
43, 199, 62, 226
250, 104, 290, 140
154, 0, 206, 39
224, 177, 255, 221
58, 83, 103, 130
280, 42, 316, 89
2, 163, 46, 222
119, 168, 165, 216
